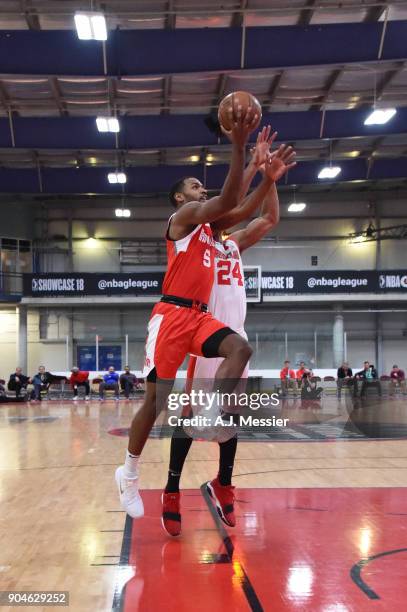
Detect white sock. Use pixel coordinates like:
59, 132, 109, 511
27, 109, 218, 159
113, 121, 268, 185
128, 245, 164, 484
124, 450, 140, 478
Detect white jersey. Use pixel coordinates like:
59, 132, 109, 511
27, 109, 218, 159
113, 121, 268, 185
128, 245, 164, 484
208, 237, 246, 335
191, 236, 248, 382
184, 235, 248, 441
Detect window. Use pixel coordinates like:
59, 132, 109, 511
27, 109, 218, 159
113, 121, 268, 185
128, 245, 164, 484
0, 238, 32, 276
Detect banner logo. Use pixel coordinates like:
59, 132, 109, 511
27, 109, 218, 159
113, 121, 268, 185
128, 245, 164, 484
379, 274, 407, 289
307, 276, 368, 289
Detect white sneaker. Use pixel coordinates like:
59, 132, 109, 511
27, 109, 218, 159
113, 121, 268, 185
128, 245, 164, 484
85, 396, 90, 401
73, 396, 78, 401
115, 466, 144, 519
115, 396, 120, 401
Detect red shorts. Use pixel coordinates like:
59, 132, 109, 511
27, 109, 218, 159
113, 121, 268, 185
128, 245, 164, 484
142, 302, 228, 380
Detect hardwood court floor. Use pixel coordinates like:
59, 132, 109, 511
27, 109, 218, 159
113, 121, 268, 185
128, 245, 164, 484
0, 396, 406, 611
115, 487, 407, 612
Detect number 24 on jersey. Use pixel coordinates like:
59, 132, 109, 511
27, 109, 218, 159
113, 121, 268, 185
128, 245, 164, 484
217, 260, 243, 286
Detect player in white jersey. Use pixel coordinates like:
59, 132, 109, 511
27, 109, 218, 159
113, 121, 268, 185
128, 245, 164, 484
161, 134, 296, 536
191, 234, 248, 381
183, 127, 283, 399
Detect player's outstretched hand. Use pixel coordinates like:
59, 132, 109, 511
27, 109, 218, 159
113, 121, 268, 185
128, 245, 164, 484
250, 125, 277, 169
221, 102, 259, 147
264, 144, 297, 182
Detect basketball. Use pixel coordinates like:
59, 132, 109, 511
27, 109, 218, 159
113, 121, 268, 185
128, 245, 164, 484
218, 91, 262, 132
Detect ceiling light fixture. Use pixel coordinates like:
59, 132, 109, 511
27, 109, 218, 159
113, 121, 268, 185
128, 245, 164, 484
364, 108, 397, 125
96, 117, 120, 133
74, 12, 107, 40
115, 209, 131, 218
108, 172, 127, 184
364, 70, 397, 126
349, 223, 376, 244
288, 202, 306, 213
350, 234, 366, 244
84, 237, 98, 249
288, 185, 306, 213
318, 166, 341, 179
318, 139, 341, 180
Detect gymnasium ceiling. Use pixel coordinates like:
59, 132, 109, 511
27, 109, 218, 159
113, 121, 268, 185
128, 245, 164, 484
0, 1, 407, 197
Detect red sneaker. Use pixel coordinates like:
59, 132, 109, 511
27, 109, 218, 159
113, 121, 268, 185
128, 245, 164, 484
206, 478, 236, 527
161, 492, 181, 537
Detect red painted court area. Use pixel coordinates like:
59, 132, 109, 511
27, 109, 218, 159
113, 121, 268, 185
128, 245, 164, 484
116, 488, 407, 611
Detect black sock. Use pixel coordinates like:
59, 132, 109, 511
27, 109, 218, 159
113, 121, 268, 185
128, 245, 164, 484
165, 424, 193, 493
218, 435, 238, 486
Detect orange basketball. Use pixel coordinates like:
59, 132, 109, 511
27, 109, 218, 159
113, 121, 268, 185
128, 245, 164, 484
218, 91, 262, 132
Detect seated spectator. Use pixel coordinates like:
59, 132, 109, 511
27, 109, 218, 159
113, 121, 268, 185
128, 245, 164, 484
99, 366, 120, 401
120, 366, 141, 399
389, 365, 406, 396
337, 361, 353, 399
70, 367, 90, 401
280, 360, 298, 396
354, 361, 381, 397
31, 366, 53, 401
8, 367, 30, 399
0, 380, 26, 403
296, 361, 308, 382
300, 370, 323, 400
30, 366, 66, 401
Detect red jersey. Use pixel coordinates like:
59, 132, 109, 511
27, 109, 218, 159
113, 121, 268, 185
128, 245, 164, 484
296, 367, 307, 380
70, 371, 89, 385
280, 367, 296, 380
162, 216, 215, 304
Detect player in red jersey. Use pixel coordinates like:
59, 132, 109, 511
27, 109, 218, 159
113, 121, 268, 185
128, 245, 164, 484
161, 134, 297, 536
116, 102, 260, 518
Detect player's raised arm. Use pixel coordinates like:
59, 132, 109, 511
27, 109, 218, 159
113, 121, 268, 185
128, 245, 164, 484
229, 146, 297, 252
214, 143, 295, 232
239, 125, 276, 200
212, 126, 276, 233
172, 103, 258, 228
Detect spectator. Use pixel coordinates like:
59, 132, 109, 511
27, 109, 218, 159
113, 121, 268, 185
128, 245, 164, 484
280, 360, 298, 396
300, 370, 323, 400
31, 366, 54, 401
99, 366, 120, 401
70, 367, 90, 401
337, 361, 353, 399
389, 364, 406, 396
8, 367, 30, 399
354, 361, 381, 397
296, 361, 308, 382
120, 366, 141, 399
0, 380, 26, 403
30, 366, 66, 401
